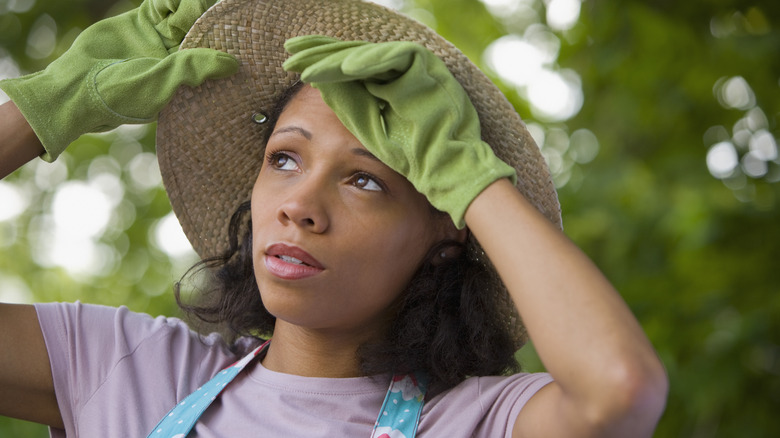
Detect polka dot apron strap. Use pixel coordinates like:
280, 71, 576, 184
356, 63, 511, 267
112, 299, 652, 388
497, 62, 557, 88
145, 340, 269, 438
145, 340, 429, 438
370, 371, 429, 438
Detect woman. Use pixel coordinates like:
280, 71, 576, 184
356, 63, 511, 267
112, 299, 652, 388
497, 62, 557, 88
0, 0, 668, 436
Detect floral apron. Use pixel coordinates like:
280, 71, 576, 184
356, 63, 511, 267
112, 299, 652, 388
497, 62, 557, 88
146, 341, 428, 438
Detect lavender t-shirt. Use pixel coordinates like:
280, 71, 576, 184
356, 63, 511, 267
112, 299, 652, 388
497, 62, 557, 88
35, 302, 552, 437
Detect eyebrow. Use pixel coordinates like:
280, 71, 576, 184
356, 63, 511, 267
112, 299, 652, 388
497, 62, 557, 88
350, 148, 382, 162
270, 127, 380, 162
271, 126, 312, 140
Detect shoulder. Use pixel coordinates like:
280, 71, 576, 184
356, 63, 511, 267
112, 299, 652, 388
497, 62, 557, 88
35, 301, 227, 349
34, 301, 244, 436
430, 373, 553, 411
419, 373, 553, 437
34, 301, 239, 375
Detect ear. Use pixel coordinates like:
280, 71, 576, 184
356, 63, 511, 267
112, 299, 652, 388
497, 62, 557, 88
432, 215, 468, 264
438, 213, 468, 244
449, 223, 469, 245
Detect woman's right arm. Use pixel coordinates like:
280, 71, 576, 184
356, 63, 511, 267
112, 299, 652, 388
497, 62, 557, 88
0, 0, 237, 181
0, 304, 63, 428
0, 0, 238, 428
0, 100, 44, 180
0, 101, 59, 423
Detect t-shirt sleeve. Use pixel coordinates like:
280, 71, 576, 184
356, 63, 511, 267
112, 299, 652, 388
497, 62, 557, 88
477, 373, 554, 438
420, 372, 554, 438
34, 301, 235, 437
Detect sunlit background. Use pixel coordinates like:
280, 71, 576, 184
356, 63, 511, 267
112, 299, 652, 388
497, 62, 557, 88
1, 0, 779, 436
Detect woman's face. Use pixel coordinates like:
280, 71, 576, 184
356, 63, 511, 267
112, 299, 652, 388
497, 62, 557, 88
251, 85, 453, 337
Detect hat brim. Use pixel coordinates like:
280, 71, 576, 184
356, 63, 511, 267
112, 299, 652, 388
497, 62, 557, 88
157, 0, 561, 262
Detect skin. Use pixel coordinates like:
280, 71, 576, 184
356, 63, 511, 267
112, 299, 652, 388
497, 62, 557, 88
466, 181, 668, 437
0, 101, 61, 427
0, 100, 44, 179
0, 88, 668, 436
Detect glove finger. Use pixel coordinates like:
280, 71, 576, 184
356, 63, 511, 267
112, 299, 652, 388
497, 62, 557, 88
288, 40, 423, 84
143, 0, 212, 24
284, 40, 370, 80
95, 49, 238, 120
339, 41, 421, 80
360, 45, 476, 131
297, 51, 362, 83
164, 0, 216, 44
167, 48, 240, 84
142, 0, 178, 26
284, 35, 343, 55
142, 0, 214, 51
314, 81, 411, 178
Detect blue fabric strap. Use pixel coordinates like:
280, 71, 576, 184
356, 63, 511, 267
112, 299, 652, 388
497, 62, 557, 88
146, 340, 428, 438
146, 341, 269, 438
371, 372, 429, 438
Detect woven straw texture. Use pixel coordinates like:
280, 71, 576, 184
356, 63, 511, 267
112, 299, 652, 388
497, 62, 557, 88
156, 0, 562, 346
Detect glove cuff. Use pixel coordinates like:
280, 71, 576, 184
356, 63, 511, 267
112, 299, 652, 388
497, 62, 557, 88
1, 62, 146, 162
0, 73, 66, 162
417, 141, 517, 229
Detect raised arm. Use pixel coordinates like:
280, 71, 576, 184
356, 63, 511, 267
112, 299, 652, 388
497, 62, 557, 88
0, 0, 237, 176
0, 53, 58, 433
0, 101, 43, 179
0, 0, 238, 428
466, 179, 668, 438
281, 36, 668, 437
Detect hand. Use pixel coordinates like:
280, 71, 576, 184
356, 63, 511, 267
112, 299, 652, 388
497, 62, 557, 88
0, 0, 238, 161
283, 35, 516, 228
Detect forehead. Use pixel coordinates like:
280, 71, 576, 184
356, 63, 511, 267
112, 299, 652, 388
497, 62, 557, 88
265, 85, 436, 210
279, 85, 334, 120
272, 85, 369, 151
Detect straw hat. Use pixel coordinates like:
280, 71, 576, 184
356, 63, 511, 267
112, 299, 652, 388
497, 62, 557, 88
156, 0, 562, 345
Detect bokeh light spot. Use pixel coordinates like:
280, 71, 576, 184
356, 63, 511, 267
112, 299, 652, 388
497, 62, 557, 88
545, 0, 581, 31
128, 152, 162, 191
34, 159, 69, 191
153, 212, 195, 258
52, 181, 111, 239
715, 76, 756, 110
485, 35, 545, 87
3, 0, 36, 14
0, 274, 33, 304
569, 129, 600, 164
26, 14, 57, 59
0, 181, 27, 222
707, 141, 739, 179
527, 68, 583, 121
742, 151, 768, 178
749, 129, 778, 162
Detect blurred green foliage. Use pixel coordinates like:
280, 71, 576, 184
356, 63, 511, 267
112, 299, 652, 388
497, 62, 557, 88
1, 0, 778, 436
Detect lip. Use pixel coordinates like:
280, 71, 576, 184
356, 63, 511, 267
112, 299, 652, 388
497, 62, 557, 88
264, 243, 325, 280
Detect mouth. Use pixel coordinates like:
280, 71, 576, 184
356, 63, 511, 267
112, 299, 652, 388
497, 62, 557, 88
275, 254, 312, 266
264, 243, 324, 280
266, 243, 324, 268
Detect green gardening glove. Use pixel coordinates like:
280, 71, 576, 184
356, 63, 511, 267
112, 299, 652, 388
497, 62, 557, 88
283, 35, 516, 228
0, 0, 238, 162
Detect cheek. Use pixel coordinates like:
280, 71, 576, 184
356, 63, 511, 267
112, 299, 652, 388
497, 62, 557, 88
357, 215, 435, 281
250, 175, 274, 254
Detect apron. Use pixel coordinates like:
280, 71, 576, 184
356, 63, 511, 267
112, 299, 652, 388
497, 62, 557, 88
146, 340, 428, 438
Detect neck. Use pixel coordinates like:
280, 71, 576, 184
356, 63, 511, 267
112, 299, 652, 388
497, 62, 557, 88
261, 320, 375, 378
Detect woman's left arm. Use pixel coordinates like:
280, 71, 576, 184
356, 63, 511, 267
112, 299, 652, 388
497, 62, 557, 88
464, 178, 668, 438
281, 40, 668, 434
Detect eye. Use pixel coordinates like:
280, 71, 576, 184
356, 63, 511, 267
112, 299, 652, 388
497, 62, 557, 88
352, 173, 384, 192
266, 151, 299, 171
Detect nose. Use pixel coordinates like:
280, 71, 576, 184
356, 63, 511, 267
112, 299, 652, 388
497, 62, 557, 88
276, 175, 330, 233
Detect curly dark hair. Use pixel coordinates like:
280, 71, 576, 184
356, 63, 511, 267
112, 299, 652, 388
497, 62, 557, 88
174, 80, 520, 394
